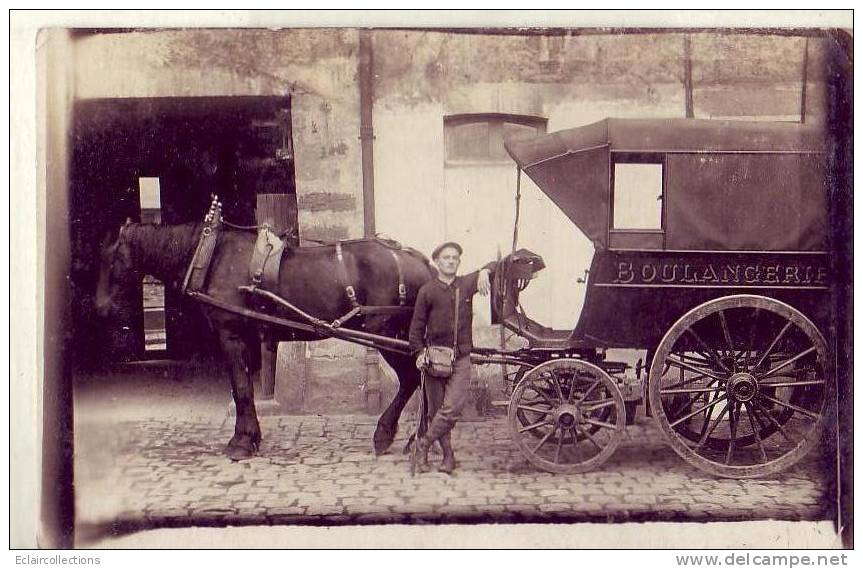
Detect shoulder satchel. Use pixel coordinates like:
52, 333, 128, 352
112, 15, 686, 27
425, 286, 459, 378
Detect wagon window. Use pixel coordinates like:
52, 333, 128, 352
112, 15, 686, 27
612, 162, 663, 230
445, 114, 547, 163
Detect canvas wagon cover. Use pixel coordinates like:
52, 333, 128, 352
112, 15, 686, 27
505, 118, 830, 251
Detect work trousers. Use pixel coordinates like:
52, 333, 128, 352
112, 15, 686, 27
424, 355, 472, 442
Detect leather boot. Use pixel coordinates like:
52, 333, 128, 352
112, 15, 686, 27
439, 433, 457, 474
411, 435, 431, 474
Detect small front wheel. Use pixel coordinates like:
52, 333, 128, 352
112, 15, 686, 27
508, 359, 626, 474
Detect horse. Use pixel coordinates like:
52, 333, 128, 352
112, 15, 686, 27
94, 221, 437, 460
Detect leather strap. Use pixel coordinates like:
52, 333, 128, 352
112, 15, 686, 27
453, 286, 460, 357
249, 227, 286, 291
335, 242, 360, 308
389, 249, 407, 306
182, 222, 221, 294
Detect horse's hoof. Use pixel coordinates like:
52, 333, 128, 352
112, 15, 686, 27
373, 427, 394, 456
225, 444, 254, 461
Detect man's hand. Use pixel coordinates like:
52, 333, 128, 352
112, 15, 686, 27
477, 268, 490, 296
415, 349, 428, 371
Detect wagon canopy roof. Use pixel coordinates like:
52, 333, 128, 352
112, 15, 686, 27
504, 118, 826, 168
505, 119, 829, 251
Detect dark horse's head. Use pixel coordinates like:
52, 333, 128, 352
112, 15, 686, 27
95, 224, 138, 319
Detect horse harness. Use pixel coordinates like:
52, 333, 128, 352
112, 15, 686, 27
182, 197, 414, 332
330, 242, 409, 327
181, 200, 223, 295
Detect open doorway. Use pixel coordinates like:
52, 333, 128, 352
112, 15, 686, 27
70, 96, 297, 367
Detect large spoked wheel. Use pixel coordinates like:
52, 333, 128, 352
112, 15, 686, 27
509, 359, 627, 474
649, 295, 832, 478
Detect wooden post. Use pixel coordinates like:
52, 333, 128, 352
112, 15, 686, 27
684, 35, 694, 119
359, 30, 383, 413
255, 193, 298, 399
256, 193, 299, 245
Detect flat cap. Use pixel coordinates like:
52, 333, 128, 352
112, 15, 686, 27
431, 241, 463, 259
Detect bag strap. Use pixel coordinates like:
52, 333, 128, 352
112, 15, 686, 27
452, 287, 460, 358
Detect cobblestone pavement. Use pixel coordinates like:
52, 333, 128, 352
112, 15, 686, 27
75, 412, 833, 537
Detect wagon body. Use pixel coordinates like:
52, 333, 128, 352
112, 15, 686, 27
499, 119, 835, 478
504, 118, 832, 350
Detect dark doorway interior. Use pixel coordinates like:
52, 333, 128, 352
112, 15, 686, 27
71, 96, 296, 367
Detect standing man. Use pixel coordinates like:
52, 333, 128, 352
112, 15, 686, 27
408, 242, 493, 473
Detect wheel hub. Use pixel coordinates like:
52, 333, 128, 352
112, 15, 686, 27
727, 372, 758, 402
554, 404, 581, 427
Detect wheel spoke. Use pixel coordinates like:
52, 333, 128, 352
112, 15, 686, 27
744, 402, 769, 462
725, 402, 738, 465
669, 394, 727, 428
668, 395, 696, 420
582, 417, 617, 430
579, 379, 602, 402
567, 375, 577, 403
694, 403, 729, 448
666, 355, 726, 382
693, 350, 718, 364
520, 396, 550, 406
660, 386, 725, 395
744, 308, 762, 371
759, 392, 821, 421
696, 390, 719, 439
550, 373, 565, 402
759, 379, 825, 388
677, 353, 717, 368
574, 424, 603, 452
662, 372, 722, 392
761, 347, 817, 379
752, 400, 794, 442
686, 328, 731, 373
582, 398, 617, 412
527, 387, 557, 407
532, 426, 556, 453
554, 427, 564, 464
718, 310, 735, 369
753, 321, 793, 370
518, 419, 550, 434
517, 404, 553, 415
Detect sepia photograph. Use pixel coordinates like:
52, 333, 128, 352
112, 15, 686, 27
12, 9, 853, 552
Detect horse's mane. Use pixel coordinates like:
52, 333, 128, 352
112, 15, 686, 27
122, 222, 202, 275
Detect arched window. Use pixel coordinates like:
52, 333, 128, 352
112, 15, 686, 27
444, 113, 547, 164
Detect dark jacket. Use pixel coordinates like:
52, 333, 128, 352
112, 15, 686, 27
408, 263, 495, 357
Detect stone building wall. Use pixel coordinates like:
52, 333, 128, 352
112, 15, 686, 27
72, 29, 372, 412
369, 30, 835, 415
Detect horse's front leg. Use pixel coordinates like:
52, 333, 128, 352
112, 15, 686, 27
219, 329, 262, 460
374, 352, 421, 455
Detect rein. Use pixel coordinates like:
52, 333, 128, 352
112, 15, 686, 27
222, 220, 264, 231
